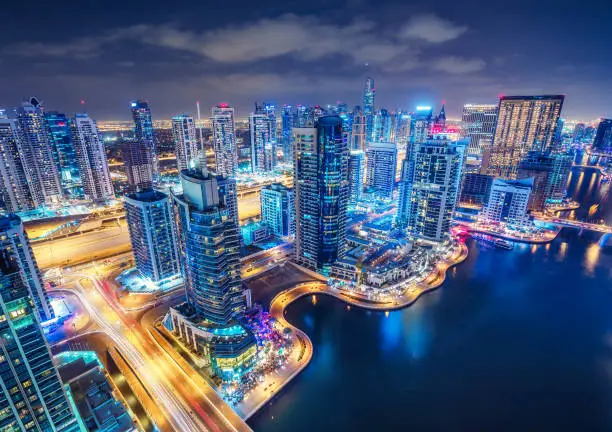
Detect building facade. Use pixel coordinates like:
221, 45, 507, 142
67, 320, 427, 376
124, 190, 181, 284
365, 141, 397, 198
593, 118, 612, 154
486, 95, 564, 179
348, 150, 365, 205
172, 114, 199, 172
0, 253, 79, 432
131, 100, 158, 181
483, 178, 533, 227
294, 116, 349, 274
122, 139, 153, 193
0, 214, 54, 322
44, 111, 82, 197
70, 113, 114, 202
462, 104, 497, 158
249, 112, 270, 173
459, 173, 494, 206
261, 183, 294, 237
0, 119, 34, 212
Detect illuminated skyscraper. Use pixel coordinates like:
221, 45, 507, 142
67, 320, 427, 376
122, 139, 153, 193
211, 104, 239, 228
348, 150, 365, 205
44, 111, 82, 197
172, 114, 199, 172
517, 151, 572, 211
409, 106, 434, 148
462, 104, 498, 157
365, 142, 397, 198
398, 136, 463, 242
70, 113, 114, 202
351, 106, 366, 151
0, 119, 34, 212
371, 109, 393, 143
294, 116, 349, 274
15, 97, 63, 205
0, 253, 78, 432
487, 95, 564, 179
124, 190, 181, 284
249, 110, 270, 173
168, 168, 256, 380
0, 214, 53, 322
261, 183, 294, 237
593, 118, 612, 154
131, 100, 158, 181
363, 77, 375, 141
281, 105, 295, 162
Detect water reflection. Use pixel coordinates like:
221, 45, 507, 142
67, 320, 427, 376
584, 243, 601, 276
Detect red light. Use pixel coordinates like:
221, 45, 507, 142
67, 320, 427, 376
219, 102, 229, 108
57, 122, 66, 127
498, 94, 504, 99
80, 99, 85, 105
442, 100, 446, 105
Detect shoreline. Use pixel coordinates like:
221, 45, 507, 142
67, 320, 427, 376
466, 225, 560, 244
242, 242, 469, 419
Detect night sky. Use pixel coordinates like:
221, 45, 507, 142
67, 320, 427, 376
1, 0, 610, 120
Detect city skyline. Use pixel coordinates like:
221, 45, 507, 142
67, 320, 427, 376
0, 0, 610, 120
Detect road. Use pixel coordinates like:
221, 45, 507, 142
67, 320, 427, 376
536, 215, 612, 233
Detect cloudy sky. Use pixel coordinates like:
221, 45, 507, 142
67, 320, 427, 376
1, 0, 610, 120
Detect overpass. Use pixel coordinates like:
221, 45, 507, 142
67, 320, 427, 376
536, 216, 612, 234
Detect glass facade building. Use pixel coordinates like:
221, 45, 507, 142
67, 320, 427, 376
593, 118, 612, 154
365, 141, 397, 198
122, 139, 153, 193
462, 104, 497, 158
260, 183, 294, 237
44, 112, 82, 197
294, 116, 349, 273
0, 119, 34, 212
0, 254, 78, 432
124, 190, 181, 284
348, 150, 365, 205
172, 114, 200, 172
130, 100, 158, 182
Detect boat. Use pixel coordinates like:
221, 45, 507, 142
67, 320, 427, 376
494, 239, 514, 250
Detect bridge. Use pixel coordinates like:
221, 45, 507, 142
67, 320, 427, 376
536, 216, 612, 234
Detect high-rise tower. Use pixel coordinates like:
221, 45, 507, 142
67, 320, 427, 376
462, 104, 498, 158
363, 77, 375, 141
172, 114, 199, 172
131, 100, 158, 182
365, 142, 397, 198
0, 118, 34, 212
44, 111, 82, 197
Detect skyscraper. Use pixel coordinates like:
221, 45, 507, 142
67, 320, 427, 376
0, 119, 34, 212
371, 109, 393, 143
261, 183, 294, 237
211, 104, 239, 228
409, 106, 434, 148
365, 142, 397, 198
363, 77, 375, 141
131, 100, 158, 182
0, 252, 78, 432
294, 116, 349, 274
70, 113, 114, 202
281, 105, 294, 163
15, 97, 63, 206
348, 150, 365, 205
172, 114, 199, 172
44, 111, 82, 197
517, 151, 573, 211
398, 136, 463, 242
395, 157, 415, 229
483, 178, 533, 227
168, 168, 256, 379
592, 118, 612, 154
487, 95, 564, 179
249, 110, 270, 173
0, 214, 54, 322
350, 106, 366, 151
124, 190, 181, 284
462, 104, 498, 157
122, 139, 153, 193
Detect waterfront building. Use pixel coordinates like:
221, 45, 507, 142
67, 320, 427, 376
167, 168, 256, 380
348, 150, 365, 205
462, 104, 497, 158
486, 95, 564, 179
365, 141, 397, 198
483, 178, 533, 227
172, 114, 199, 172
398, 136, 463, 242
0, 214, 54, 321
131, 100, 158, 181
70, 113, 114, 202
351, 106, 366, 151
517, 151, 572, 211
294, 116, 349, 274
0, 118, 34, 212
211, 104, 239, 228
592, 118, 612, 154
15, 97, 63, 206
124, 190, 181, 284
122, 139, 153, 193
363, 77, 375, 141
0, 253, 79, 432
261, 183, 294, 237
459, 173, 494, 206
44, 111, 82, 197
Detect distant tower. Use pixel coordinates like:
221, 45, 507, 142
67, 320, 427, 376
294, 116, 349, 274
15, 97, 63, 205
462, 104, 498, 158
131, 100, 158, 182
487, 95, 564, 179
363, 77, 375, 141
0, 214, 54, 321
122, 139, 154, 193
350, 106, 366, 151
593, 118, 612, 154
211, 104, 239, 228
348, 150, 365, 205
70, 113, 114, 202
172, 114, 199, 172
0, 252, 79, 432
249, 106, 270, 173
281, 105, 295, 163
365, 142, 397, 198
0, 118, 34, 212
44, 111, 82, 197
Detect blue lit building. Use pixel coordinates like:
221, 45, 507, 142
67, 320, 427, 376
124, 190, 181, 285
593, 118, 612, 154
44, 112, 82, 197
281, 105, 294, 163
365, 142, 397, 198
0, 252, 79, 432
363, 77, 375, 141
261, 183, 294, 237
167, 168, 256, 380
0, 214, 54, 322
130, 100, 157, 182
348, 150, 365, 205
371, 109, 393, 143
350, 106, 366, 151
409, 106, 434, 148
294, 116, 349, 274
